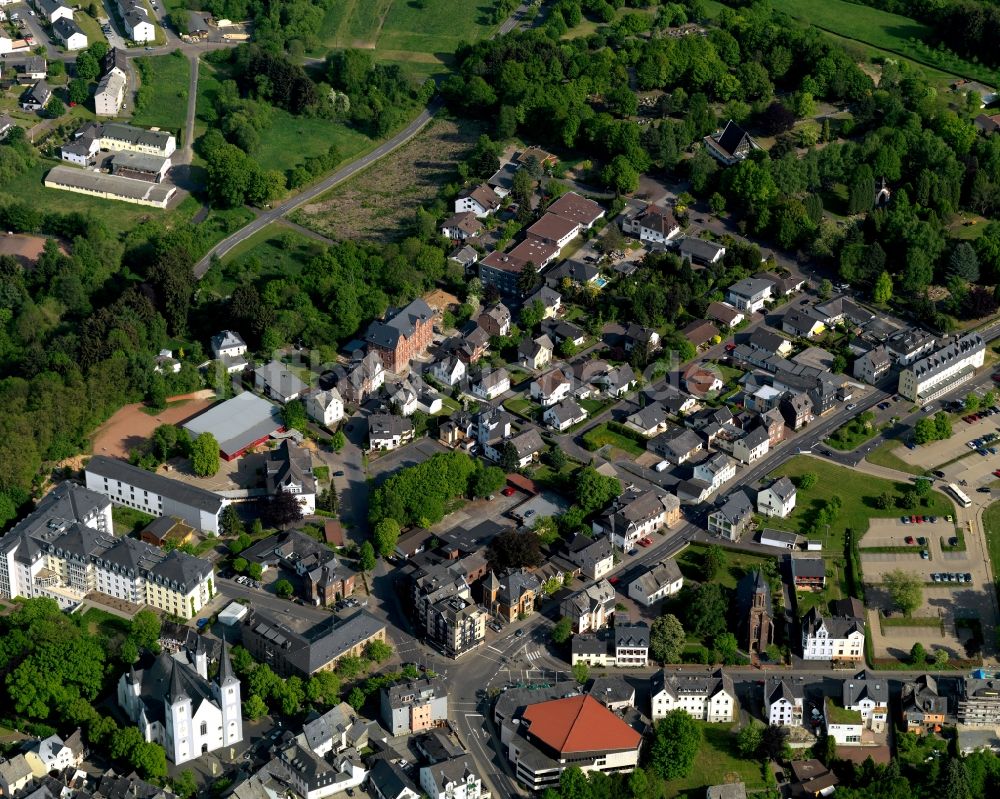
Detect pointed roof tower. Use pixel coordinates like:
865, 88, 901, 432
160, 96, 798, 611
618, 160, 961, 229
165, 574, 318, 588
166, 660, 189, 704
218, 634, 237, 686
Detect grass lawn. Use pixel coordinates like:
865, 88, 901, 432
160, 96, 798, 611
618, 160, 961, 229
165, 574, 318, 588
770, 0, 998, 85
112, 505, 154, 535
663, 723, 766, 798
202, 225, 324, 295
79, 607, 131, 637
131, 53, 190, 136
983, 501, 1000, 609
73, 12, 107, 46
581, 422, 645, 457
767, 456, 955, 554
579, 397, 613, 416
676, 543, 775, 591
866, 441, 927, 476
826, 415, 881, 451
503, 397, 540, 421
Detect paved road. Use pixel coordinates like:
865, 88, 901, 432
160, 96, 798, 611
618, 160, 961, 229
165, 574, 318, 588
192, 98, 443, 274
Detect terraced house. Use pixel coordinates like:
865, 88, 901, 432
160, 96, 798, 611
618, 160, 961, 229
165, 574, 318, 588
0, 482, 214, 618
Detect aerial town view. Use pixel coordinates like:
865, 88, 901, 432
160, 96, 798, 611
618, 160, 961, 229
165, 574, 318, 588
5, 0, 1000, 798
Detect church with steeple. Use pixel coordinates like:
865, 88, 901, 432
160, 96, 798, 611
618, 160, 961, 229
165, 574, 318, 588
117, 636, 243, 765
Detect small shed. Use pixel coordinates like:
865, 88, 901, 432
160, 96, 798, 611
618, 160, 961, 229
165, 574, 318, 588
218, 601, 248, 627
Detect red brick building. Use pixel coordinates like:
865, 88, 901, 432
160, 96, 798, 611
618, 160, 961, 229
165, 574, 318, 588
365, 299, 437, 373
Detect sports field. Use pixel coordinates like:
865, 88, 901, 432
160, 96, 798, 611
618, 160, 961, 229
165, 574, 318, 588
315, 0, 496, 69
771, 0, 1000, 85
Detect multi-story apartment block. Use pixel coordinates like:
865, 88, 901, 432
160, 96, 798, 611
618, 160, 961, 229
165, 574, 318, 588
650, 669, 736, 722
766, 677, 804, 727
380, 676, 449, 736
843, 671, 888, 733
958, 678, 1000, 727
365, 299, 436, 373
897, 333, 985, 404
592, 488, 681, 550
801, 607, 865, 663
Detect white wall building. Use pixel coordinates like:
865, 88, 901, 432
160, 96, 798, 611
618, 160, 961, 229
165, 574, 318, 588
757, 477, 797, 518
802, 607, 865, 662
420, 758, 484, 799
650, 670, 735, 722
765, 677, 804, 727
897, 333, 985, 404
627, 559, 683, 607
306, 388, 345, 427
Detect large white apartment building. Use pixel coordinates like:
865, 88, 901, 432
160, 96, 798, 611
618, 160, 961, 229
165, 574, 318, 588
897, 332, 985, 404
0, 482, 215, 618
650, 669, 735, 722
801, 607, 865, 663
86, 455, 224, 534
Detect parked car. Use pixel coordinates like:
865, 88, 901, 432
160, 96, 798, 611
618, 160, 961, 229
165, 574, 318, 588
917, 537, 927, 546
502, 487, 515, 497
964, 573, 973, 582
901, 516, 910, 524
905, 536, 915, 545
949, 537, 959, 546
920, 550, 929, 559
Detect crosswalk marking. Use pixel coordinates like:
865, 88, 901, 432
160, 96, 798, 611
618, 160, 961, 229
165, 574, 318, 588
525, 648, 544, 662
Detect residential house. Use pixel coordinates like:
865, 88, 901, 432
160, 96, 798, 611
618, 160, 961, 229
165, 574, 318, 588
801, 607, 865, 663
651, 669, 736, 722
843, 671, 888, 733
565, 535, 614, 581
369, 760, 421, 799
117, 0, 156, 42
368, 413, 414, 451
734, 570, 773, 657
527, 213, 581, 250
887, 328, 936, 365
495, 692, 641, 790
757, 476, 797, 518
733, 426, 770, 464
755, 271, 805, 297
509, 428, 544, 468
703, 119, 759, 165
453, 324, 490, 365
625, 403, 668, 437
824, 697, 863, 745
707, 301, 744, 329
517, 334, 554, 370
8, 57, 47, 83
560, 579, 615, 633
380, 676, 449, 736
471, 368, 510, 400
662, 388, 698, 416
815, 296, 875, 328
365, 299, 437, 374
622, 203, 681, 244
958, 678, 1000, 727
692, 452, 736, 493
682, 362, 724, 396
53, 17, 87, 50
254, 360, 306, 404
975, 113, 1000, 135
431, 355, 466, 387
29, 729, 84, 772
525, 284, 562, 318
589, 676, 635, 711
546, 191, 605, 229
854, 346, 891, 384
592, 488, 681, 550
788, 760, 838, 798
211, 330, 248, 373
516, 146, 558, 170
440, 211, 483, 241
264, 440, 317, 514
650, 426, 703, 465
541, 319, 585, 347
21, 80, 51, 110
897, 332, 985, 405
766, 677, 804, 727
449, 245, 479, 275
495, 569, 540, 621
728, 278, 773, 313
622, 323, 661, 356
34, 0, 73, 23
543, 398, 587, 431
781, 392, 814, 431
477, 303, 511, 337
306, 388, 344, 428
782, 309, 825, 339
474, 405, 512, 462
749, 328, 794, 358
627, 559, 683, 606
530, 368, 571, 407
0, 115, 14, 140
953, 80, 998, 108
419, 757, 484, 799
614, 619, 649, 667
901, 675, 947, 733
707, 491, 755, 540
545, 259, 599, 289
790, 558, 826, 590
593, 363, 636, 398
487, 162, 517, 196
455, 184, 500, 217
0, 754, 33, 796
680, 237, 726, 265
761, 408, 786, 446
682, 319, 719, 349
341, 351, 385, 405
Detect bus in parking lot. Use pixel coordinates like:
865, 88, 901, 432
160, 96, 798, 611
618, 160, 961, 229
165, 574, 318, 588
947, 483, 972, 509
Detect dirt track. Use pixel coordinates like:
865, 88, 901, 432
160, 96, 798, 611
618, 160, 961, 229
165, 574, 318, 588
90, 390, 217, 459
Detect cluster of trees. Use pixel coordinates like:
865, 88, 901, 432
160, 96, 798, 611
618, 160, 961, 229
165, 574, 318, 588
913, 411, 953, 445
368, 451, 504, 532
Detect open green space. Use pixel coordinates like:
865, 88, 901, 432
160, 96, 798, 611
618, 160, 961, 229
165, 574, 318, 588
581, 422, 646, 457
676, 543, 775, 591
73, 12, 107, 47
503, 397, 541, 421
983, 501, 1000, 607
663, 723, 766, 798
195, 63, 374, 176
112, 505, 154, 535
767, 456, 954, 554
866, 441, 926, 476
770, 0, 999, 85
826, 414, 882, 451
825, 699, 862, 725
130, 53, 190, 136
314, 0, 496, 73
79, 606, 132, 637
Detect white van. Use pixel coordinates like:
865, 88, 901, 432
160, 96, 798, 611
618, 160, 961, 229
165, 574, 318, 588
655, 460, 670, 472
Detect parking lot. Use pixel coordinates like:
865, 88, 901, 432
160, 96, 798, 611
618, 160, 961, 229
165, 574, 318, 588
897, 406, 1000, 470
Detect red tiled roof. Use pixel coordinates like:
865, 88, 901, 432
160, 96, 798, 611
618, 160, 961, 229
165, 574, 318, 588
522, 695, 642, 754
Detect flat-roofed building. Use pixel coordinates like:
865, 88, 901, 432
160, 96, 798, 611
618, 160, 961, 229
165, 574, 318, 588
182, 391, 284, 460
44, 165, 176, 208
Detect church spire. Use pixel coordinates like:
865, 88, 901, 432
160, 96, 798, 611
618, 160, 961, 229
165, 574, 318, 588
218, 634, 236, 686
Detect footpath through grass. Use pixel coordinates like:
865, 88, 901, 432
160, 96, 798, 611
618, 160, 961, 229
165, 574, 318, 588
770, 0, 1000, 85
767, 456, 954, 554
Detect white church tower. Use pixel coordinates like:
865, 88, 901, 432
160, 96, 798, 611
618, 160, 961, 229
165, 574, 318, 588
215, 638, 243, 748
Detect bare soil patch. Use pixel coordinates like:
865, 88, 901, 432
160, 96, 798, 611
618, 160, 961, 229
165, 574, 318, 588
291, 117, 486, 243
90, 390, 217, 459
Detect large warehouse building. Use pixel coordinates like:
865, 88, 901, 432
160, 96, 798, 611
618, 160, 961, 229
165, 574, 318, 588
182, 391, 285, 461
